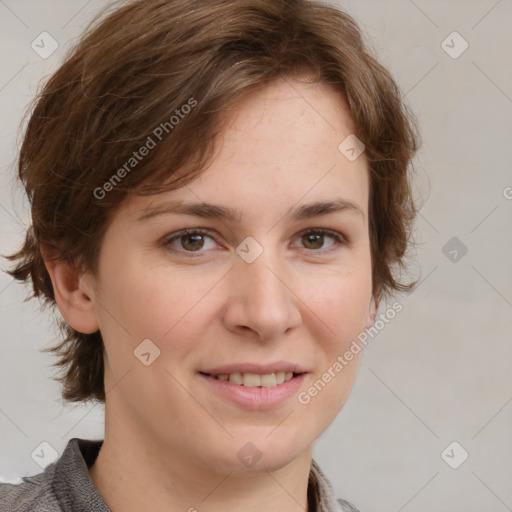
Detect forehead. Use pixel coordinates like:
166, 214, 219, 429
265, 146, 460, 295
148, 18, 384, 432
125, 77, 369, 222
224, 76, 356, 132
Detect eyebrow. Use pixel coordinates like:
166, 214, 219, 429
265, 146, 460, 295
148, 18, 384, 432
135, 198, 364, 224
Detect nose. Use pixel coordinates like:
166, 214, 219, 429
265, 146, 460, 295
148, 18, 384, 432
221, 243, 301, 341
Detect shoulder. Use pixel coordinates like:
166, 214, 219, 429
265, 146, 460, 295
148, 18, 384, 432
0, 437, 105, 512
337, 497, 361, 512
309, 458, 361, 512
0, 466, 61, 512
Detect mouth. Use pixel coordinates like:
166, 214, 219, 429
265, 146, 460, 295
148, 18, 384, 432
198, 368, 307, 410
199, 371, 303, 388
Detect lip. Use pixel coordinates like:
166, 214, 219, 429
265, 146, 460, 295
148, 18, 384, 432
199, 372, 307, 410
200, 361, 308, 375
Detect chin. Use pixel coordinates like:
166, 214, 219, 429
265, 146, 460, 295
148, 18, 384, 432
209, 429, 311, 476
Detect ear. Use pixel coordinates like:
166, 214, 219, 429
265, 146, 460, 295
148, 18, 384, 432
365, 290, 381, 329
41, 244, 99, 334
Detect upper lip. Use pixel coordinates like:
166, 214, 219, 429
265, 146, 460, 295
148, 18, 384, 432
200, 362, 308, 375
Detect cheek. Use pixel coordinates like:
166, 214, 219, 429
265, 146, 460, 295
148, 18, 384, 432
299, 268, 370, 424
303, 264, 373, 348
101, 260, 219, 349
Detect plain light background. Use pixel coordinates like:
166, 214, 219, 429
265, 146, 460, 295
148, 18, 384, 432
0, 1, 511, 511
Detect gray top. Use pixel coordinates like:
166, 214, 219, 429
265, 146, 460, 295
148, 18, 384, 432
0, 438, 360, 512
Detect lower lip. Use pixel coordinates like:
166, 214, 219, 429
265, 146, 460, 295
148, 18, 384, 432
199, 373, 307, 410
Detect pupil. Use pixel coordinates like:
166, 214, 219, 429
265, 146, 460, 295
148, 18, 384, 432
183, 234, 203, 251
305, 234, 322, 249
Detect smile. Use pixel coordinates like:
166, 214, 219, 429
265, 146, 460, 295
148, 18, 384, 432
201, 371, 297, 388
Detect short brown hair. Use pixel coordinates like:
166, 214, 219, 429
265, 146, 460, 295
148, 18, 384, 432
3, 0, 421, 404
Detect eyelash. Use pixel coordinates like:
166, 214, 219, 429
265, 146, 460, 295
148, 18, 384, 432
162, 228, 346, 257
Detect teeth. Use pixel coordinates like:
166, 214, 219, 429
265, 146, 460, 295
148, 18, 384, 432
275, 371, 285, 384
242, 373, 262, 387
214, 372, 295, 387
228, 373, 243, 385
260, 373, 277, 387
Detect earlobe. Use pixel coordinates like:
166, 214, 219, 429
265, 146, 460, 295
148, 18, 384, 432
365, 292, 380, 329
41, 245, 99, 334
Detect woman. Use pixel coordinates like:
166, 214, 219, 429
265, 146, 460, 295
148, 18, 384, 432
1, 0, 420, 510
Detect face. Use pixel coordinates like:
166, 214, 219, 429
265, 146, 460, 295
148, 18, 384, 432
83, 76, 376, 475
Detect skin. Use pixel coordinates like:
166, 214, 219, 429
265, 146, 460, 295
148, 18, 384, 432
43, 76, 379, 512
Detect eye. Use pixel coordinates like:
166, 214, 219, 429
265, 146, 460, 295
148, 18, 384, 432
293, 228, 345, 252
163, 229, 217, 255
162, 227, 346, 257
